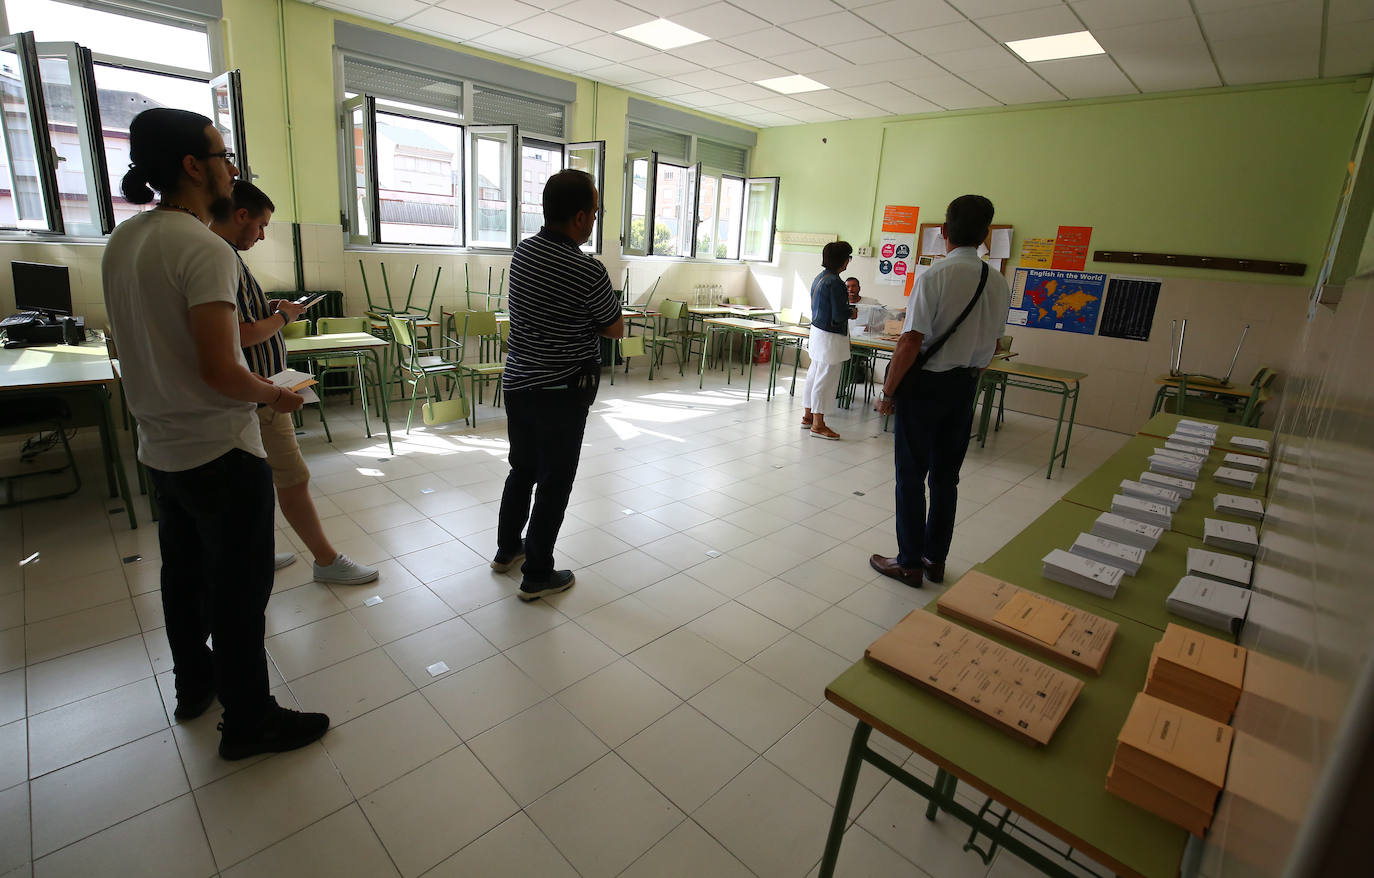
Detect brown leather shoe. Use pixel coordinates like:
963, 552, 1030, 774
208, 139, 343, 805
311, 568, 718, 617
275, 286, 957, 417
869, 554, 923, 588
921, 558, 945, 584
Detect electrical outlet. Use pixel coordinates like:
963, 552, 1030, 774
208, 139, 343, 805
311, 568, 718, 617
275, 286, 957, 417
856, 246, 873, 257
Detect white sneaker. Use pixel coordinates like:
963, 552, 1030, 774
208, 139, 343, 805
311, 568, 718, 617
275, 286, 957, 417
313, 554, 379, 585
274, 552, 297, 570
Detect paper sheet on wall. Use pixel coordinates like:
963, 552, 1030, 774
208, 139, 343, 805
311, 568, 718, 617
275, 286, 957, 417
877, 204, 919, 287
1051, 225, 1093, 271
921, 225, 945, 257
1021, 237, 1055, 268
990, 228, 1012, 259
1006, 268, 1106, 334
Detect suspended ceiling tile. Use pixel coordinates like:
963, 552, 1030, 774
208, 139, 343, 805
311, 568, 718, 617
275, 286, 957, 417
1092, 15, 1208, 52
1031, 55, 1139, 99
1191, 0, 1298, 11
573, 33, 659, 63
1329, 0, 1374, 24
675, 69, 743, 90
582, 63, 659, 85
468, 29, 559, 57
844, 82, 943, 114
784, 105, 846, 123
434, 0, 543, 27
512, 14, 604, 44
731, 0, 843, 25
947, 0, 1064, 17
715, 82, 777, 102
530, 47, 609, 72
895, 73, 1002, 109
751, 95, 812, 114
930, 44, 1023, 73
798, 88, 871, 111
555, 0, 656, 33
334, 0, 426, 23
898, 21, 998, 55
785, 11, 886, 44
1323, 19, 1374, 76
831, 35, 920, 63
712, 100, 766, 116
751, 112, 803, 127
674, 91, 735, 108
629, 53, 704, 76
813, 58, 945, 88
627, 0, 701, 15
961, 65, 1064, 103
671, 2, 772, 40
1069, 0, 1195, 32
668, 40, 755, 68
717, 59, 792, 82
770, 48, 853, 75
1198, 0, 1323, 42
853, 0, 968, 33
976, 5, 1086, 42
843, 101, 897, 118
1111, 48, 1222, 92
633, 78, 698, 97
727, 27, 813, 59
1211, 32, 1320, 84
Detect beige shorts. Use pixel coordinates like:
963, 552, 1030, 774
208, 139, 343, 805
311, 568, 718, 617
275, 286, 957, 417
256, 408, 311, 489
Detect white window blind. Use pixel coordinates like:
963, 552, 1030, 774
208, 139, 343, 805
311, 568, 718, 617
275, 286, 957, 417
697, 138, 748, 175
343, 56, 462, 114
472, 85, 564, 138
627, 121, 689, 164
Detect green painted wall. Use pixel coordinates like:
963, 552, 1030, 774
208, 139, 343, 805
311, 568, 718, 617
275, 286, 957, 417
753, 80, 1370, 285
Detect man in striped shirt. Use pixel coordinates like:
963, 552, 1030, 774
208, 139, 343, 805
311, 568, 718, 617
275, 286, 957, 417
214, 180, 377, 586
493, 169, 623, 600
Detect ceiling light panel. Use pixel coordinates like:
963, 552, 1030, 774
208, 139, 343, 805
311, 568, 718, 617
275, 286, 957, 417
1006, 30, 1107, 63
756, 74, 829, 94
617, 18, 711, 50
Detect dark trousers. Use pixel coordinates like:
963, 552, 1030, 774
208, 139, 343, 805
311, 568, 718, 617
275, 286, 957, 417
148, 448, 275, 726
893, 367, 981, 569
497, 387, 593, 579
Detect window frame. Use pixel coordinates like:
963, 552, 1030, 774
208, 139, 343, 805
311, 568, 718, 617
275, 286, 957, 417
465, 122, 518, 251
565, 139, 604, 254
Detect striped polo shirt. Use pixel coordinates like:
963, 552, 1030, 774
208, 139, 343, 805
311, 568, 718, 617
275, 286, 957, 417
503, 227, 620, 391
232, 249, 285, 378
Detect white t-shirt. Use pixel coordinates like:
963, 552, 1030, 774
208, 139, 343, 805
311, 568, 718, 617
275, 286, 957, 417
902, 247, 1012, 372
102, 210, 265, 472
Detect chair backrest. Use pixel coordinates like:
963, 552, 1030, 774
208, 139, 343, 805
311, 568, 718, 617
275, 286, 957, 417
464, 310, 499, 337
282, 320, 310, 339
996, 334, 1014, 354
317, 316, 368, 335
619, 335, 646, 358
659, 299, 686, 320
387, 315, 415, 350
1255, 367, 1276, 389
779, 307, 798, 325
498, 318, 511, 345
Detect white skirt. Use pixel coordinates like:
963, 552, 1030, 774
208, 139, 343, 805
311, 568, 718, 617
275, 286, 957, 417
808, 325, 852, 365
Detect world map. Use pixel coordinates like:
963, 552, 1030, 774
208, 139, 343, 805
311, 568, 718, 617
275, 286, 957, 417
1008, 269, 1107, 335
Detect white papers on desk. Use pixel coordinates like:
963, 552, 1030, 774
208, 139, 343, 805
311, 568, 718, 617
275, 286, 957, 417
1167, 576, 1251, 633
1140, 471, 1195, 499
1111, 494, 1174, 529
1221, 452, 1264, 473
1203, 519, 1259, 557
1213, 494, 1264, 520
1231, 436, 1270, 454
1176, 420, 1219, 438
1213, 466, 1259, 489
1120, 479, 1182, 511
990, 227, 1012, 259
1167, 432, 1214, 451
1043, 549, 1124, 598
1187, 548, 1253, 588
921, 226, 945, 256
1071, 533, 1145, 576
1149, 454, 1202, 480
1091, 512, 1163, 551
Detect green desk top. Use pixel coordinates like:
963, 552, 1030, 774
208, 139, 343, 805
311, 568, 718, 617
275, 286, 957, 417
977, 500, 1213, 635
986, 359, 1087, 384
284, 332, 388, 353
1136, 412, 1272, 457
1061, 436, 1268, 539
825, 604, 1187, 878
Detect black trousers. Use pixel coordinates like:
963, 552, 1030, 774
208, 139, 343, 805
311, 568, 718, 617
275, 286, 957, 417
148, 448, 275, 726
497, 386, 594, 579
893, 367, 981, 569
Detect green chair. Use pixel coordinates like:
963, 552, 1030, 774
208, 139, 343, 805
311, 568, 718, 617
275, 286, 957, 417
311, 317, 386, 436
775, 307, 807, 396
387, 315, 467, 432
455, 311, 506, 427
610, 334, 648, 385
0, 397, 81, 507
281, 319, 310, 339
277, 320, 331, 441
653, 299, 702, 375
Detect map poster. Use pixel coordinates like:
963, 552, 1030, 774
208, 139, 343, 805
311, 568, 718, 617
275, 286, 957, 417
877, 204, 918, 288
1051, 225, 1093, 271
1008, 268, 1107, 334
1020, 237, 1055, 268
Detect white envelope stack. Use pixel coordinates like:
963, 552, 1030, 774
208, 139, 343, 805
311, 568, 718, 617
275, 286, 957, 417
1140, 471, 1195, 499
1213, 494, 1264, 520
1221, 453, 1265, 473
1230, 436, 1270, 454
1150, 448, 1205, 479
1212, 467, 1259, 489
1043, 549, 1125, 598
1186, 548, 1253, 588
1111, 494, 1174, 529
1071, 533, 1146, 576
1203, 519, 1260, 557
1120, 479, 1183, 512
1167, 576, 1252, 632
1092, 513, 1164, 551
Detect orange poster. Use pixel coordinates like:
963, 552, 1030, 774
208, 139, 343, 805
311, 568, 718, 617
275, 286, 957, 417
881, 205, 919, 234
1052, 225, 1093, 271
877, 204, 918, 288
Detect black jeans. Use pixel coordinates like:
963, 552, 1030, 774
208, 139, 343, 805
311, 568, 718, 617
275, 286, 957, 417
148, 448, 275, 726
497, 386, 594, 580
893, 367, 981, 569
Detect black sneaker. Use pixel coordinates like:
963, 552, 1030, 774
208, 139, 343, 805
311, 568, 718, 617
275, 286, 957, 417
217, 700, 330, 761
173, 687, 216, 722
491, 540, 526, 574
518, 569, 575, 601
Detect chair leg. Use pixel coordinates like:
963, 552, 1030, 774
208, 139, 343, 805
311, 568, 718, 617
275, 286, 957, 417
315, 393, 332, 444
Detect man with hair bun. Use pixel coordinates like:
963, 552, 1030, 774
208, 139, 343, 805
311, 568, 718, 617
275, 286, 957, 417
869, 195, 1012, 589
102, 108, 330, 760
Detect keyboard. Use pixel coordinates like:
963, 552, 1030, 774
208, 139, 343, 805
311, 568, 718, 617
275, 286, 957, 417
1, 311, 40, 328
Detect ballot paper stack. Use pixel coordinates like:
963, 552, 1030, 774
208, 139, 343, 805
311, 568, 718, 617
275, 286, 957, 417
1144, 624, 1247, 724
1070, 533, 1145, 576
1186, 548, 1253, 588
1149, 448, 1205, 480
1221, 453, 1264, 473
1042, 549, 1124, 598
1111, 494, 1174, 530
1091, 512, 1163, 551
1107, 692, 1234, 837
1176, 419, 1220, 440
1140, 471, 1195, 499
1120, 479, 1183, 512
1203, 519, 1260, 557
1212, 466, 1259, 489
1167, 432, 1214, 452
1213, 493, 1264, 521
1167, 576, 1252, 633
1230, 436, 1270, 455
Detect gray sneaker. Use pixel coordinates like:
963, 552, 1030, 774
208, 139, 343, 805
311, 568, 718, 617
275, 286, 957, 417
313, 554, 379, 585
274, 552, 297, 570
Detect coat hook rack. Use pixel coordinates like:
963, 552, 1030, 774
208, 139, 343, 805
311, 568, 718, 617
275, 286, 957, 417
1093, 250, 1305, 277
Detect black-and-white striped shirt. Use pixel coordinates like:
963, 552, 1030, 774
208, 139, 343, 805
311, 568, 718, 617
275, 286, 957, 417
233, 250, 285, 378
503, 227, 620, 391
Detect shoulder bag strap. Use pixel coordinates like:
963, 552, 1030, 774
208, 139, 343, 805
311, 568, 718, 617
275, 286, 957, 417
915, 262, 989, 369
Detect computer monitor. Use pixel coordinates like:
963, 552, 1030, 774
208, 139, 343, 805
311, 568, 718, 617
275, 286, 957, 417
12, 261, 72, 320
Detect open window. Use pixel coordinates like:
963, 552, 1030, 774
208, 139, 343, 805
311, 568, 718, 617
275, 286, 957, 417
467, 124, 518, 250
695, 169, 743, 260
375, 108, 464, 246
650, 159, 697, 258
520, 137, 563, 241
211, 70, 250, 183
342, 95, 377, 245
36, 40, 114, 236
623, 150, 655, 257
742, 176, 780, 263
565, 140, 604, 253
0, 32, 61, 232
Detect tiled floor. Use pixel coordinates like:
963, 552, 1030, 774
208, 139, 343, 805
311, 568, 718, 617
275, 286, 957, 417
0, 364, 1131, 878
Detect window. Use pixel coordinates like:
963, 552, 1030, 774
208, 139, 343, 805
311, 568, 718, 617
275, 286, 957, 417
0, 0, 236, 236
340, 48, 594, 251
622, 119, 775, 261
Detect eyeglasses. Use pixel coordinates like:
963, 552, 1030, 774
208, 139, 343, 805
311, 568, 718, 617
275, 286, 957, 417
198, 149, 236, 164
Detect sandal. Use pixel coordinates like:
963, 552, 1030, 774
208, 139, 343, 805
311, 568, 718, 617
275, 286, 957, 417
800, 416, 813, 428
810, 426, 841, 441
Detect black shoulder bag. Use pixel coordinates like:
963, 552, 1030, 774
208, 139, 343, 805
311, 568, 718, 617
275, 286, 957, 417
913, 262, 989, 370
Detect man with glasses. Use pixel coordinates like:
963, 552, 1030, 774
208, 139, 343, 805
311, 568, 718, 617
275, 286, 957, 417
103, 109, 330, 760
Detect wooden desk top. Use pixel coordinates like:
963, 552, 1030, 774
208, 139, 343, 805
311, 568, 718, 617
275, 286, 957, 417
0, 341, 114, 391
1155, 374, 1254, 397
690, 305, 781, 316
286, 332, 389, 354
988, 360, 1087, 384
703, 317, 781, 331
